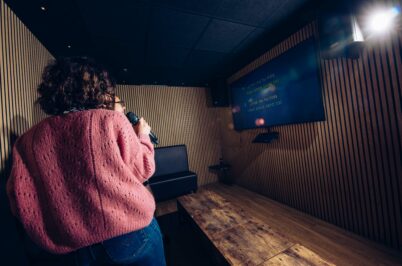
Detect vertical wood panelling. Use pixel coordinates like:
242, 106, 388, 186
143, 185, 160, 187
0, 0, 52, 177
116, 85, 221, 186
0, 1, 52, 263
220, 21, 402, 250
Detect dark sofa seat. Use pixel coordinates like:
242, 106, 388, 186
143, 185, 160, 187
149, 145, 197, 202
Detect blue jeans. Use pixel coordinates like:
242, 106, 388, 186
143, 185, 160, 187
74, 218, 166, 266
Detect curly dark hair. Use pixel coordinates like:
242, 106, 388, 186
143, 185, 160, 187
37, 57, 116, 115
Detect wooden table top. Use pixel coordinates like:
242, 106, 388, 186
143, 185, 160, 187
178, 189, 335, 266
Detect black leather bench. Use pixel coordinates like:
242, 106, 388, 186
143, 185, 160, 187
149, 145, 197, 202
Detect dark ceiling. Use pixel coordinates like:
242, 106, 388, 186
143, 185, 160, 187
5, 0, 321, 86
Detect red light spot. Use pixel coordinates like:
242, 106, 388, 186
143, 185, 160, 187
255, 118, 265, 126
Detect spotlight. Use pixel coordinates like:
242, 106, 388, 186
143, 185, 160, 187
368, 7, 400, 34
40, 6, 46, 11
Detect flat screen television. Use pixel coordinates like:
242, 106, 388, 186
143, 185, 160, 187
230, 37, 325, 130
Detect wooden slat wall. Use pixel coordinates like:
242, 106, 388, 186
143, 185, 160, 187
221, 20, 402, 249
0, 0, 51, 178
116, 85, 221, 186
0, 1, 52, 263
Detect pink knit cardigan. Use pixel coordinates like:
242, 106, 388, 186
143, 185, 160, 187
6, 109, 156, 254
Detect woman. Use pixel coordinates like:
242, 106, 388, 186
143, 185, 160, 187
6, 57, 166, 265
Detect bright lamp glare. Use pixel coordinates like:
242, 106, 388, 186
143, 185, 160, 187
368, 7, 399, 33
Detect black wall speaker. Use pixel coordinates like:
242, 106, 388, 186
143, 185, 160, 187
209, 78, 229, 107
318, 7, 364, 59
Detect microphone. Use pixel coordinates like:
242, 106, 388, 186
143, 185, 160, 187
126, 112, 159, 145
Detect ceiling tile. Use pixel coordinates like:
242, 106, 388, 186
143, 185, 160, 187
262, 0, 306, 29
147, 46, 191, 67
77, 0, 151, 42
148, 8, 210, 48
232, 28, 266, 54
185, 50, 226, 67
196, 19, 255, 53
152, 0, 221, 16
213, 0, 283, 26
93, 38, 146, 69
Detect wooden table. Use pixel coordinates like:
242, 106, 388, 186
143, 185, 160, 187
177, 189, 335, 266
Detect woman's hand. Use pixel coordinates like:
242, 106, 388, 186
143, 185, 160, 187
134, 117, 151, 136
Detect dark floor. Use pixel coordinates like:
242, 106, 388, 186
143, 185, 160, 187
157, 212, 214, 266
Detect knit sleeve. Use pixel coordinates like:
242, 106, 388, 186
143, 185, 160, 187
115, 113, 155, 183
